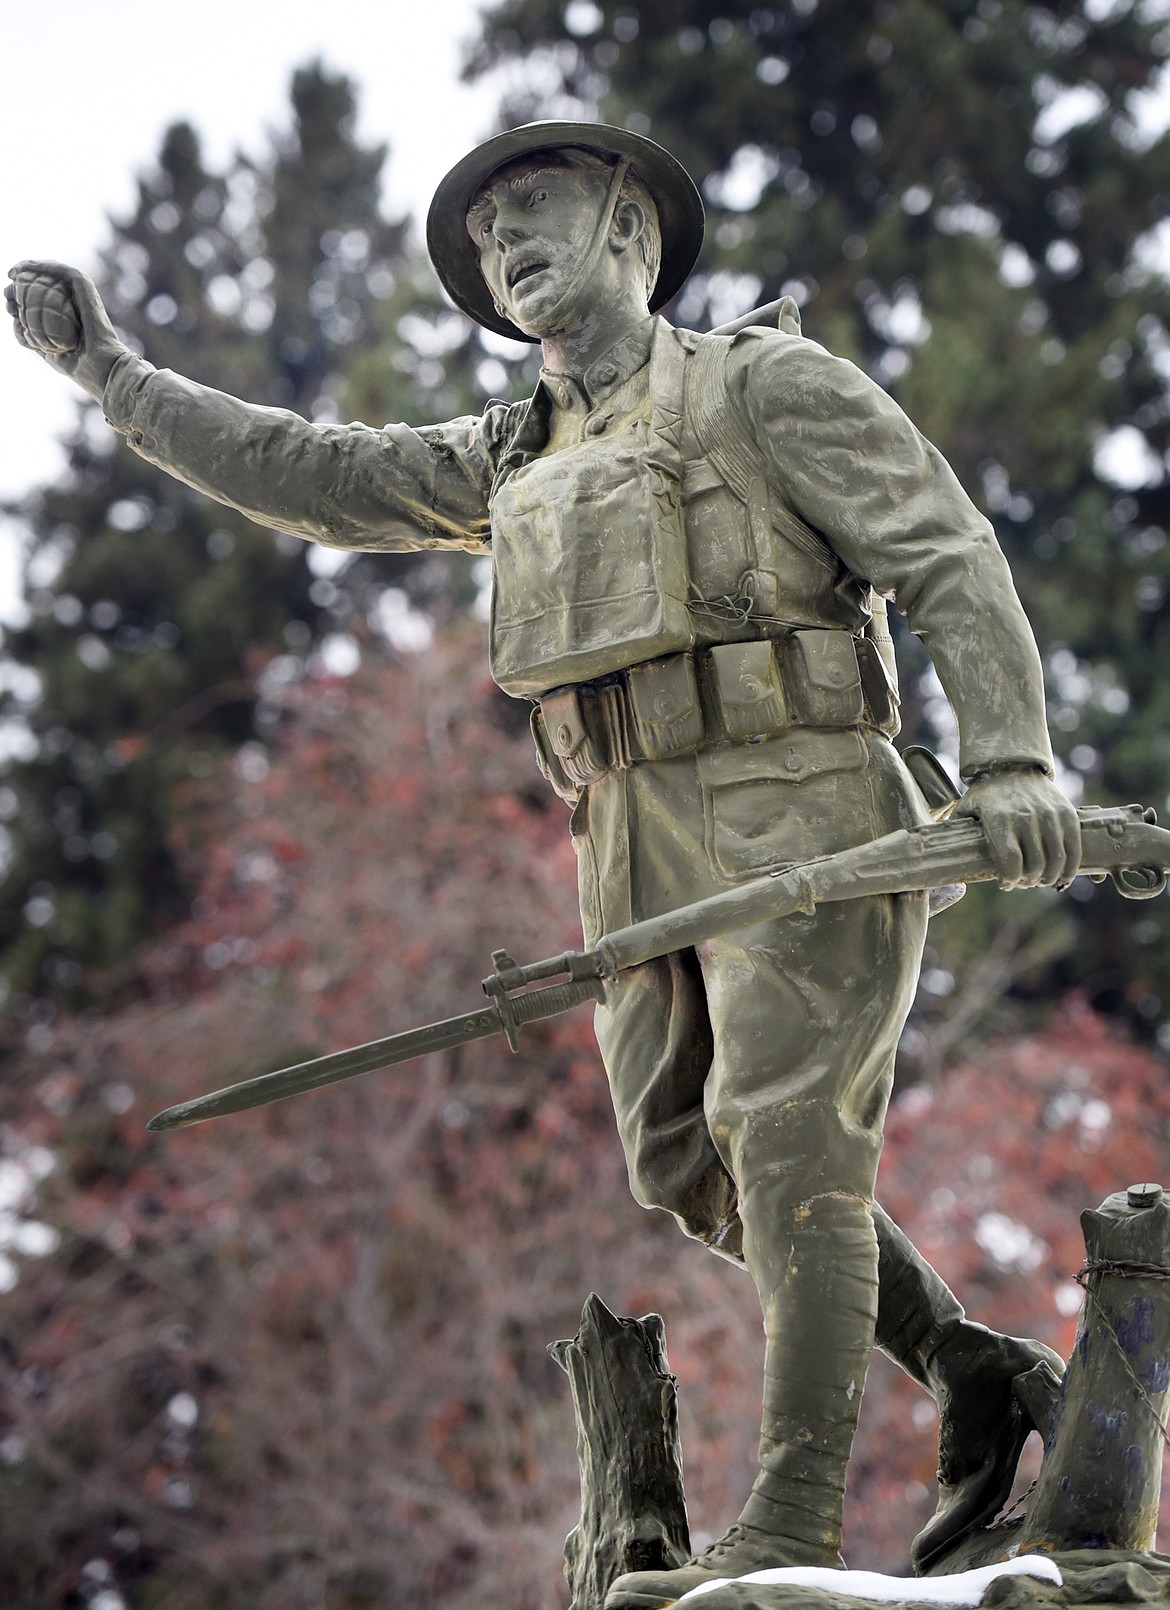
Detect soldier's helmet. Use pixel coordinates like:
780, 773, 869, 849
426, 120, 705, 343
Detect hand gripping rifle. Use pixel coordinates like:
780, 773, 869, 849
147, 803, 1170, 1133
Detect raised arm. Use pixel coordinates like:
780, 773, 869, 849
6, 260, 495, 554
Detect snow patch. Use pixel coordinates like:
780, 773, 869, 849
677, 1555, 1063, 1604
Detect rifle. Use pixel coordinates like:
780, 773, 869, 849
146, 803, 1170, 1134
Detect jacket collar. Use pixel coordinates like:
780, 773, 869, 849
495, 318, 671, 485
538, 317, 657, 413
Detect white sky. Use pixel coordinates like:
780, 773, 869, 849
0, 0, 503, 616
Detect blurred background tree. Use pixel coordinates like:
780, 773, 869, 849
6, 6, 1170, 1606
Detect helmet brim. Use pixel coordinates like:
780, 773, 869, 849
426, 121, 705, 344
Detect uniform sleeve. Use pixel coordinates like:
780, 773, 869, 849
737, 334, 1054, 781
102, 351, 502, 554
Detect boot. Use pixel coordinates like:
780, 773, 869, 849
910, 1322, 1063, 1572
606, 1194, 873, 1609
602, 1507, 841, 1608
872, 1207, 1064, 1572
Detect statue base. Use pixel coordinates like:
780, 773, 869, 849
552, 1184, 1170, 1610
665, 1550, 1170, 1610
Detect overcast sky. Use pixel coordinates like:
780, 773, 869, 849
0, 0, 505, 616
6, 4, 1170, 625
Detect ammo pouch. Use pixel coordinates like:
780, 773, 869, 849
705, 640, 788, 742
781, 628, 866, 729
626, 653, 705, 760
531, 630, 875, 797
534, 682, 633, 794
529, 703, 577, 802
705, 631, 864, 739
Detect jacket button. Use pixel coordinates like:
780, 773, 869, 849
585, 413, 612, 437
784, 751, 801, 772
594, 364, 617, 386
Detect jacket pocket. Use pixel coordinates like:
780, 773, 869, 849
697, 728, 872, 880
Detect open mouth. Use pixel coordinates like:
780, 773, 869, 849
506, 255, 549, 290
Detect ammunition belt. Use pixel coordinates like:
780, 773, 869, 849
532, 631, 895, 795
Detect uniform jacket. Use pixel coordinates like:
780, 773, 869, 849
102, 320, 1054, 937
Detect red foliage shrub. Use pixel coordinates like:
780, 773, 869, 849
2, 629, 1168, 1605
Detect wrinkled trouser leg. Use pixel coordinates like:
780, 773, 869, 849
594, 915, 960, 1356
595, 944, 743, 1257
596, 892, 928, 1562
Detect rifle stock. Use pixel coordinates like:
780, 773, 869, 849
587, 803, 1167, 978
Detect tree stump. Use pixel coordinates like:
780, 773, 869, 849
1021, 1182, 1170, 1553
549, 1293, 691, 1610
935, 1180, 1170, 1574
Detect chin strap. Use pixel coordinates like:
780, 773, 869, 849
521, 155, 633, 334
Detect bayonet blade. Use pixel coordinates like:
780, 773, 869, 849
147, 1000, 505, 1131
147, 973, 606, 1132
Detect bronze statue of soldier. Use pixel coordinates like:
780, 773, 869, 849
8, 121, 1078, 1606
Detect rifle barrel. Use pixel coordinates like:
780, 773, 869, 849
147, 805, 1170, 1133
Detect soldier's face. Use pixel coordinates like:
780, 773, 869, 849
467, 155, 619, 335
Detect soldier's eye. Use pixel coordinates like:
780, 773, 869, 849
479, 219, 495, 240
527, 188, 548, 207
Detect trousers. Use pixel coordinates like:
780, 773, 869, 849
593, 890, 929, 1558
594, 893, 929, 1262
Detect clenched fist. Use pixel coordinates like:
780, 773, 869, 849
6, 260, 126, 402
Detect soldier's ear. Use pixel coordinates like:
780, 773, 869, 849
609, 198, 646, 258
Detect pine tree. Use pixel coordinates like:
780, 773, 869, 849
467, 0, 1170, 1039
0, 65, 502, 1004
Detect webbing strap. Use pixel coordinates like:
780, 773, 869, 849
683, 330, 897, 678
685, 333, 840, 578
647, 318, 688, 462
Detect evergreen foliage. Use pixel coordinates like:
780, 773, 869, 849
0, 66, 506, 1003
468, 0, 1170, 1039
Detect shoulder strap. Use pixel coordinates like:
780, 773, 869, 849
647, 318, 688, 463
685, 330, 840, 597
683, 323, 897, 704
